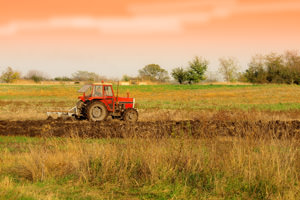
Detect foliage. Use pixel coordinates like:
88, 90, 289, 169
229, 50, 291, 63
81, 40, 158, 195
218, 57, 240, 82
25, 70, 48, 83
0, 67, 20, 83
138, 64, 170, 82
243, 51, 300, 84
122, 74, 138, 82
171, 67, 186, 84
54, 76, 73, 81
171, 57, 208, 84
186, 56, 208, 84
122, 74, 130, 82
72, 70, 105, 82
283, 50, 300, 84
244, 55, 268, 83
205, 71, 220, 82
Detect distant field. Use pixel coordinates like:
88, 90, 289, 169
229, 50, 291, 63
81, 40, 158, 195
0, 83, 300, 122
1, 84, 300, 118
1, 84, 300, 107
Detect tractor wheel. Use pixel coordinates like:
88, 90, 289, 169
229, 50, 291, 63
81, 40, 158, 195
76, 100, 86, 120
87, 102, 108, 122
123, 108, 138, 122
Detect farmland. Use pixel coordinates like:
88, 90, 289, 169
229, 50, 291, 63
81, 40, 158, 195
1, 84, 300, 121
0, 84, 300, 199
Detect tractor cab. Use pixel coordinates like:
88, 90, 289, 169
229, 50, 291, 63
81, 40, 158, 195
94, 84, 114, 97
78, 83, 114, 99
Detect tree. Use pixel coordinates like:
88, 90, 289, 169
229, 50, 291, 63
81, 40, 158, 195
218, 57, 240, 82
233, 50, 300, 84
171, 67, 186, 84
205, 71, 220, 83
122, 75, 130, 82
138, 64, 169, 82
54, 76, 73, 81
242, 52, 300, 84
25, 70, 48, 83
264, 53, 286, 83
72, 71, 105, 82
122, 74, 138, 82
244, 54, 268, 83
284, 50, 300, 84
186, 56, 208, 84
0, 67, 20, 83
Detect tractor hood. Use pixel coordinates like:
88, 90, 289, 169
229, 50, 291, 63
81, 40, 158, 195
118, 97, 134, 103
118, 97, 135, 108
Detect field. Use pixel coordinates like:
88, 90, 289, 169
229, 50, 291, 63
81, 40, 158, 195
0, 84, 300, 199
1, 84, 300, 121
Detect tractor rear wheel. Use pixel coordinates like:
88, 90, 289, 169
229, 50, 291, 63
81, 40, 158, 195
87, 102, 108, 122
76, 100, 87, 120
123, 108, 138, 122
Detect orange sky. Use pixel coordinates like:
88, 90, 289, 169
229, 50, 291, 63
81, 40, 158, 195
0, 0, 300, 78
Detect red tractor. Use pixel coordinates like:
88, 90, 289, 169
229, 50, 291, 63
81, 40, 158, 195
47, 83, 138, 122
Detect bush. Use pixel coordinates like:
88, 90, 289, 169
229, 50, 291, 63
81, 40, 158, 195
171, 67, 186, 84
0, 67, 20, 83
218, 57, 240, 82
54, 76, 73, 81
171, 57, 208, 84
25, 70, 48, 83
138, 64, 170, 82
186, 56, 208, 84
242, 51, 300, 84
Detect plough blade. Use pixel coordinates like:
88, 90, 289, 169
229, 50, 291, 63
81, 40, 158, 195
46, 106, 77, 119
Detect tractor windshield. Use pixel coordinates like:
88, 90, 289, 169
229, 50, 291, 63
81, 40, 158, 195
93, 85, 103, 97
78, 85, 92, 93
104, 85, 113, 96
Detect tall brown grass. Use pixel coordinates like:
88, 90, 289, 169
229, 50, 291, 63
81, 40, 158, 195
0, 135, 299, 199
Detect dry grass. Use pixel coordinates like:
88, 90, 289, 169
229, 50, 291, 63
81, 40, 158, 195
0, 135, 299, 199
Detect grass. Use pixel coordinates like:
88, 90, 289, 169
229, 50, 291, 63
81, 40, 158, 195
1, 84, 300, 120
0, 83, 300, 199
0, 135, 299, 199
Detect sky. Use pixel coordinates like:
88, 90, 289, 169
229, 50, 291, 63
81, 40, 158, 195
0, 0, 300, 79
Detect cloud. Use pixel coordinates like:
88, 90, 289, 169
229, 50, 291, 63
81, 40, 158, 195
237, 2, 300, 13
0, 0, 300, 36
0, 17, 183, 36
0, 1, 235, 36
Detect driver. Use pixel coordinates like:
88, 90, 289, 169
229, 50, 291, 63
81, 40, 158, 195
94, 87, 102, 96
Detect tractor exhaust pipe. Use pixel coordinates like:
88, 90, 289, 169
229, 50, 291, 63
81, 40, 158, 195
116, 81, 119, 103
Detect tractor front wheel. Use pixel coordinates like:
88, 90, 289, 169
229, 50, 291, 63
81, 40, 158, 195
87, 102, 108, 122
123, 108, 138, 122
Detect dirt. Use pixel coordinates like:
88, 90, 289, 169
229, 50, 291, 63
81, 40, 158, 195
0, 119, 300, 139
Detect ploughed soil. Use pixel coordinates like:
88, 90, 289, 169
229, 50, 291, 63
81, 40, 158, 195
0, 119, 300, 139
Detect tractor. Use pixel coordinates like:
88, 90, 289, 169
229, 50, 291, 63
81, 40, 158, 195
47, 82, 138, 122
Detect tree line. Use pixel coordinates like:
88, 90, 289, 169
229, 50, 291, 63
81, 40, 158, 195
1, 50, 300, 84
0, 69, 108, 83
241, 51, 300, 84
